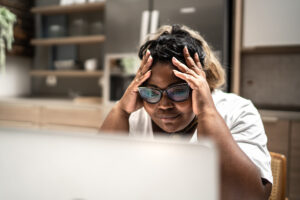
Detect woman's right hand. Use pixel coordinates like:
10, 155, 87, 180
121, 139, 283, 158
117, 50, 153, 114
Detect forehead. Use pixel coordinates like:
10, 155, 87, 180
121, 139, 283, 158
146, 62, 183, 88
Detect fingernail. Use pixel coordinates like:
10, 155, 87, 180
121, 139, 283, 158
146, 49, 150, 55
194, 52, 198, 58
184, 46, 188, 52
172, 57, 177, 62
148, 55, 152, 61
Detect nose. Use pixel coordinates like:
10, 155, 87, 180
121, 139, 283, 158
158, 92, 174, 109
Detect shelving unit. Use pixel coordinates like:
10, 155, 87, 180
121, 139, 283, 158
31, 1, 106, 98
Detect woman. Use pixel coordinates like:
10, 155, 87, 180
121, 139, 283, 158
101, 24, 272, 199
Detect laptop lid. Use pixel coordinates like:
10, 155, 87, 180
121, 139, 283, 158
0, 128, 219, 200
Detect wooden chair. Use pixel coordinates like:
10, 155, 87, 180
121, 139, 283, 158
269, 152, 288, 200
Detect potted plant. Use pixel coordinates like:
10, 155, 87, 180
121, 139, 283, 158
0, 6, 16, 73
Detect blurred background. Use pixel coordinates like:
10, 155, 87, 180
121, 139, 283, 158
0, 0, 299, 199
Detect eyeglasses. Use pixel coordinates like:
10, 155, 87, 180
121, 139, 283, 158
138, 83, 190, 104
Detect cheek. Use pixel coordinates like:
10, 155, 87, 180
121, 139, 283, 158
143, 102, 156, 115
174, 98, 193, 113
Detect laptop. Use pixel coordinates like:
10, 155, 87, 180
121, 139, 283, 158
0, 128, 219, 200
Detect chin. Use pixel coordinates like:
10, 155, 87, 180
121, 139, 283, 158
160, 123, 182, 133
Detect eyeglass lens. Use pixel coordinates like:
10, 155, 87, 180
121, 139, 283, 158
138, 83, 190, 104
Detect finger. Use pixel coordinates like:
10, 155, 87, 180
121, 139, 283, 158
172, 57, 197, 77
183, 47, 203, 76
194, 53, 206, 78
173, 70, 198, 89
141, 49, 151, 66
140, 55, 153, 75
183, 46, 197, 69
133, 70, 152, 91
137, 50, 151, 75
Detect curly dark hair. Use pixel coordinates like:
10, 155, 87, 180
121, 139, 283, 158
138, 24, 205, 67
138, 24, 225, 90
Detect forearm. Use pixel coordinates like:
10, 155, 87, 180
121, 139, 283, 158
100, 102, 130, 133
197, 109, 269, 200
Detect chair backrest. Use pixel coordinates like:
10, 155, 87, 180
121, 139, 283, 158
269, 152, 287, 200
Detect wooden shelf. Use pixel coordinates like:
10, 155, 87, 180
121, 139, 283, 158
31, 2, 105, 15
242, 45, 300, 54
30, 70, 104, 77
30, 35, 106, 46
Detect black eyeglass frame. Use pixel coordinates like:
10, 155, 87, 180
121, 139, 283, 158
138, 83, 191, 104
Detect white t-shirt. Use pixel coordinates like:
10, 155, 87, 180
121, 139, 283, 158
129, 89, 273, 184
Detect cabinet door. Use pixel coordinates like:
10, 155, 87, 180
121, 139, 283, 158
290, 121, 300, 200
262, 119, 289, 157
0, 103, 39, 125
243, 0, 300, 47
41, 105, 102, 129
105, 0, 149, 53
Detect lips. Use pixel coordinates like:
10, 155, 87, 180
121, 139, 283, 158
156, 114, 180, 122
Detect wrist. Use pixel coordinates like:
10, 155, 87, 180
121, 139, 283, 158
196, 107, 218, 120
115, 101, 131, 118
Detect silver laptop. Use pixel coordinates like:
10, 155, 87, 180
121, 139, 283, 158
0, 128, 219, 200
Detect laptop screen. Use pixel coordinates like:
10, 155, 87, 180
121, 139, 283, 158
0, 128, 219, 200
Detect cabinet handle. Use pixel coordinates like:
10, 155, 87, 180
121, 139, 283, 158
140, 10, 150, 45
150, 10, 160, 34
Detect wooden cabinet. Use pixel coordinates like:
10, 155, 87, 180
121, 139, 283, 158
261, 110, 300, 200
263, 119, 290, 158
232, 0, 300, 107
0, 102, 39, 124
242, 0, 300, 48
41, 105, 102, 128
290, 121, 300, 200
0, 99, 103, 132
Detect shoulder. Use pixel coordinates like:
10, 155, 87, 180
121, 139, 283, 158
212, 89, 259, 128
212, 89, 264, 140
212, 90, 273, 183
212, 89, 254, 114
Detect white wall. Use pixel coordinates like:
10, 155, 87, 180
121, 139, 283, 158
243, 0, 300, 47
0, 55, 31, 97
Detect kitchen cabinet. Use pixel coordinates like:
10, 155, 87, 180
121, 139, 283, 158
290, 121, 300, 200
0, 102, 40, 126
260, 110, 300, 200
243, 0, 300, 48
104, 0, 231, 103
0, 99, 103, 132
40, 104, 102, 128
31, 1, 105, 97
263, 118, 289, 157
231, 0, 300, 110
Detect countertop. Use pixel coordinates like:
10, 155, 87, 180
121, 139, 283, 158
1, 97, 299, 120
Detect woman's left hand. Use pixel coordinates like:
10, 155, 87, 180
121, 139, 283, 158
172, 47, 216, 116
